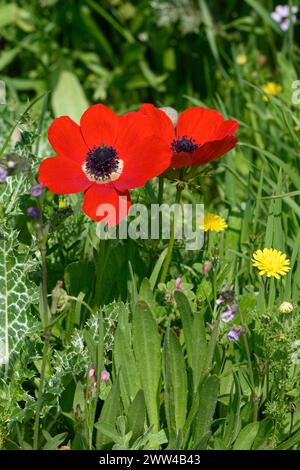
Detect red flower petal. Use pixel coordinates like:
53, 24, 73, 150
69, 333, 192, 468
113, 110, 171, 190
82, 183, 131, 226
171, 152, 194, 168
48, 116, 88, 164
80, 104, 119, 149
139, 104, 175, 143
173, 107, 238, 167
38, 156, 91, 194
190, 135, 238, 166
177, 107, 238, 143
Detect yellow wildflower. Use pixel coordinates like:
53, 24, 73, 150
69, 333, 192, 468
262, 82, 282, 102
202, 213, 228, 232
252, 248, 290, 279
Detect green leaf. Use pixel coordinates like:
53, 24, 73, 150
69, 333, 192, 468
114, 305, 140, 410
127, 390, 146, 444
0, 4, 19, 29
163, 327, 188, 432
193, 375, 219, 447
0, 47, 20, 71
64, 261, 95, 297
276, 426, 300, 450
233, 422, 260, 450
223, 372, 242, 448
191, 310, 207, 392
73, 381, 85, 414
0, 229, 38, 369
198, 0, 222, 68
95, 375, 121, 449
42, 432, 68, 450
132, 301, 161, 433
149, 248, 167, 290
174, 291, 194, 370
52, 70, 88, 123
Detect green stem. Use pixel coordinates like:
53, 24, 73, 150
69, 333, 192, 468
33, 331, 50, 449
94, 239, 111, 307
239, 310, 258, 420
160, 179, 184, 284
33, 225, 50, 449
158, 176, 164, 205
158, 176, 164, 239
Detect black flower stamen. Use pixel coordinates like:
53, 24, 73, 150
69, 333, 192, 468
83, 145, 122, 183
171, 135, 199, 154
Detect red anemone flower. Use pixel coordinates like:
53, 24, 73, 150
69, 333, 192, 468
139, 104, 238, 168
38, 104, 171, 225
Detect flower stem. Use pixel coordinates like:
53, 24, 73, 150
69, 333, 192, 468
160, 177, 184, 284
33, 225, 50, 449
239, 310, 258, 420
158, 176, 164, 239
94, 239, 111, 307
33, 330, 50, 449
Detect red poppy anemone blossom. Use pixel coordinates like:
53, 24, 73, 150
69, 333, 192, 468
139, 104, 238, 168
38, 104, 171, 225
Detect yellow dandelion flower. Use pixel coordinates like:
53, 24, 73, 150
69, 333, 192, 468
236, 53, 247, 65
262, 82, 282, 102
202, 213, 228, 232
278, 301, 294, 314
252, 248, 290, 279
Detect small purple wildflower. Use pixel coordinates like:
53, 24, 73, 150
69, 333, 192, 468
221, 309, 235, 323
271, 5, 298, 31
101, 370, 110, 382
88, 368, 95, 379
30, 183, 44, 197
0, 167, 8, 183
221, 303, 239, 323
216, 287, 235, 306
27, 207, 40, 219
227, 326, 243, 342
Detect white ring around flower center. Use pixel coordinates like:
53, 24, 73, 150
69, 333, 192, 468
82, 159, 124, 184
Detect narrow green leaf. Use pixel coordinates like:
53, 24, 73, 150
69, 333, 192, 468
192, 310, 207, 392
127, 390, 146, 444
96, 376, 121, 449
233, 422, 260, 450
132, 301, 161, 433
163, 327, 188, 432
175, 291, 193, 369
193, 375, 219, 447
114, 306, 140, 410
149, 248, 167, 290
276, 426, 300, 450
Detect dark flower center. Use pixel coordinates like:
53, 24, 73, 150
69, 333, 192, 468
84, 145, 121, 182
171, 135, 199, 154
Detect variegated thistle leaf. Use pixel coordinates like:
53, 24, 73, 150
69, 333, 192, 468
0, 229, 38, 368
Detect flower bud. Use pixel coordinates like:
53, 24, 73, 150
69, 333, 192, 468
278, 301, 294, 314
203, 260, 212, 273
101, 370, 110, 382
